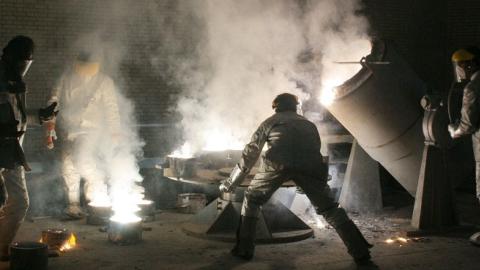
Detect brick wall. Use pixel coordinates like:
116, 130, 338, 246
363, 0, 449, 92
446, 0, 480, 73
364, 0, 480, 92
2, 0, 480, 159
0, 0, 184, 158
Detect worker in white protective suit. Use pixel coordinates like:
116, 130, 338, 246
48, 52, 121, 219
448, 47, 480, 247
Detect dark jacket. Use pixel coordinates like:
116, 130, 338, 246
239, 111, 325, 177
0, 61, 36, 170
458, 71, 480, 134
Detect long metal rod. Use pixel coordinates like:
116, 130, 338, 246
333, 61, 391, 65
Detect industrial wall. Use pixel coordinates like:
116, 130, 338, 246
1, 0, 479, 160
363, 0, 449, 92
447, 0, 480, 61
0, 0, 182, 159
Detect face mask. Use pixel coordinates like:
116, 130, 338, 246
455, 65, 467, 82
74, 62, 100, 78
17, 60, 33, 77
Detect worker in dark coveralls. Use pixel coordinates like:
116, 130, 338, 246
0, 36, 56, 261
448, 47, 480, 246
220, 93, 374, 266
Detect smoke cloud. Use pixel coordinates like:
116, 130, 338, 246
52, 31, 145, 218
163, 0, 371, 155
37, 0, 371, 216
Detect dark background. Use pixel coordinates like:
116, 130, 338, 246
1, 0, 479, 160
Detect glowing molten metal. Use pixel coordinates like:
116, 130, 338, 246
319, 39, 371, 106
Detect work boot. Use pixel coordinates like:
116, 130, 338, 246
63, 203, 85, 220
231, 216, 257, 260
470, 231, 480, 247
334, 220, 373, 264
355, 256, 379, 270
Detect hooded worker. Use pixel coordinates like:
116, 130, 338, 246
448, 47, 480, 246
0, 36, 56, 261
220, 93, 374, 266
47, 51, 121, 219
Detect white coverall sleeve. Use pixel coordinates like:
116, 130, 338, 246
47, 76, 64, 108
457, 82, 480, 135
101, 77, 121, 134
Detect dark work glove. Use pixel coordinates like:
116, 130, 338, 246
6, 80, 27, 94
38, 102, 58, 123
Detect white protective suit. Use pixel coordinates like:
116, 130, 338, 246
49, 70, 121, 207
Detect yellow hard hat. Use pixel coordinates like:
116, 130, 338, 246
74, 61, 100, 77
452, 49, 475, 62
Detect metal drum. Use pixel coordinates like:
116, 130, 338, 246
10, 241, 48, 270
165, 156, 197, 179
176, 193, 207, 214
87, 204, 112, 225
108, 220, 142, 245
40, 229, 73, 251
138, 199, 156, 222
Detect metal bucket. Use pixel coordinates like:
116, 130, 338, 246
87, 204, 112, 225
108, 220, 142, 245
138, 200, 156, 222
40, 229, 71, 250
176, 193, 207, 214
166, 156, 197, 179
10, 241, 48, 270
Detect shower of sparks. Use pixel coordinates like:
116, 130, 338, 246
385, 236, 410, 245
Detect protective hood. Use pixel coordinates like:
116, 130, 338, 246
18, 59, 33, 78
74, 61, 100, 78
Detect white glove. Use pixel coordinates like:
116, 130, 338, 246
448, 124, 462, 139
219, 181, 233, 193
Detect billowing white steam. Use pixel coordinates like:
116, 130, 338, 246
104, 87, 145, 223
173, 0, 309, 155
57, 37, 145, 222
303, 0, 371, 105
170, 0, 371, 155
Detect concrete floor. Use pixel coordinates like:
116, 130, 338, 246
1, 192, 480, 270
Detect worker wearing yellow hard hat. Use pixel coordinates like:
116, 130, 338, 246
448, 46, 480, 247
451, 48, 479, 83
73, 52, 100, 78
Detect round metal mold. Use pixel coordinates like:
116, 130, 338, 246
165, 156, 197, 179
107, 220, 143, 245
138, 200, 156, 222
176, 193, 207, 214
40, 229, 71, 250
182, 196, 314, 244
87, 204, 112, 225
10, 241, 48, 270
